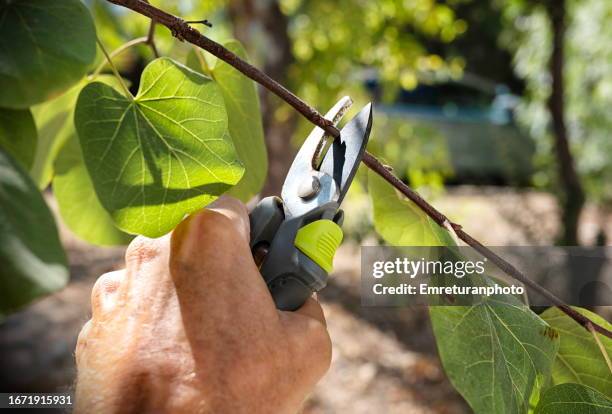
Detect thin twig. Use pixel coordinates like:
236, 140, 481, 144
143, 0, 159, 57
146, 20, 159, 57
185, 19, 213, 27
105, 0, 612, 339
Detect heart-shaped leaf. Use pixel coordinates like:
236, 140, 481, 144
0, 0, 96, 108
75, 58, 243, 237
53, 76, 133, 246
541, 307, 612, 397
535, 383, 612, 414
0, 108, 37, 170
0, 148, 68, 317
186, 42, 267, 201
31, 75, 131, 190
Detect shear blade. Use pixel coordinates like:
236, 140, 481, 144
320, 103, 372, 205
281, 99, 373, 218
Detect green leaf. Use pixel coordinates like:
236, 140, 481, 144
212, 41, 267, 201
541, 307, 612, 397
75, 57, 243, 237
185, 48, 216, 74
187, 42, 267, 201
53, 134, 132, 246
535, 383, 612, 414
30, 81, 83, 189
368, 167, 558, 412
368, 169, 454, 246
0, 0, 96, 108
0, 108, 37, 169
0, 148, 68, 317
31, 75, 130, 189
430, 297, 560, 414
52, 76, 133, 246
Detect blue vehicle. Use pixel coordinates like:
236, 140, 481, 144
366, 74, 535, 186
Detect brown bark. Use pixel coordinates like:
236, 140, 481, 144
544, 0, 585, 245
228, 0, 298, 196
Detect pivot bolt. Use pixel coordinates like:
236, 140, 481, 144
298, 175, 321, 200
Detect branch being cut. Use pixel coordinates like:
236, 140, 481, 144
105, 0, 612, 339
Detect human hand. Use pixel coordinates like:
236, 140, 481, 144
74, 196, 332, 414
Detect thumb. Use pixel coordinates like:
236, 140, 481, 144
169, 196, 277, 321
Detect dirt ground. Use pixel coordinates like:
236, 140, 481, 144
1, 186, 610, 412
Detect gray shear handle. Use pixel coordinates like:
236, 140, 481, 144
249, 196, 336, 311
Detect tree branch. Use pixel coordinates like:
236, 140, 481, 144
104, 0, 612, 339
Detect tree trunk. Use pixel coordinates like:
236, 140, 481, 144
544, 0, 585, 245
228, 0, 298, 197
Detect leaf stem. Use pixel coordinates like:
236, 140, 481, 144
587, 322, 612, 374
95, 38, 133, 99
104, 0, 612, 339
91, 36, 148, 78
193, 47, 213, 77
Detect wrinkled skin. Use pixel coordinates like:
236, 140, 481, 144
75, 197, 332, 413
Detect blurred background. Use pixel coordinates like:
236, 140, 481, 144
1, 0, 611, 412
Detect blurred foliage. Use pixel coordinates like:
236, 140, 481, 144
281, 0, 467, 105
368, 113, 451, 191
500, 0, 612, 205
279, 0, 467, 191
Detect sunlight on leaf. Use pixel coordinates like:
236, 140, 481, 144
75, 57, 243, 237
51, 76, 133, 246
31, 81, 86, 189
31, 76, 130, 190
186, 42, 267, 202
54, 134, 132, 246
213, 41, 267, 201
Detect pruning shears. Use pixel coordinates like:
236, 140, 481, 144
249, 97, 373, 311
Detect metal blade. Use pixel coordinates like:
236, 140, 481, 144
281, 99, 373, 218
320, 103, 372, 205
